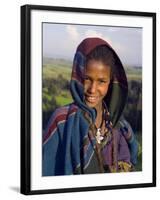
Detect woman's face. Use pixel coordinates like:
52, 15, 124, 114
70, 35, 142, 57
84, 59, 111, 111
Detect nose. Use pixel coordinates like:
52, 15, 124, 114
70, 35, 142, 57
88, 81, 97, 94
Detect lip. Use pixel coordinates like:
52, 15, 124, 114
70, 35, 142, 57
85, 95, 99, 103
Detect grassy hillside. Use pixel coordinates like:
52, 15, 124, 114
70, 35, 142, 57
43, 58, 142, 81
42, 57, 142, 128
43, 58, 72, 80
42, 58, 142, 110
125, 66, 142, 81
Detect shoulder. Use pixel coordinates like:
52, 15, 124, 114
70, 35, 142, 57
55, 103, 78, 121
49, 103, 78, 124
43, 103, 78, 144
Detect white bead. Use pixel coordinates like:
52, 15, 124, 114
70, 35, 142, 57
96, 128, 104, 144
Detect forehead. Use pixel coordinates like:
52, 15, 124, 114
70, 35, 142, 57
85, 60, 111, 77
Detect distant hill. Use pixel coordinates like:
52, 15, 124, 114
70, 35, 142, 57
43, 57, 142, 81
125, 66, 142, 81
43, 57, 72, 68
43, 58, 72, 80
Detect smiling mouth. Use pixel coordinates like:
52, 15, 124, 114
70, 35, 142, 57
85, 95, 99, 103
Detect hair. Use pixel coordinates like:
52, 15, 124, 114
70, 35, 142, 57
86, 45, 115, 67
86, 45, 116, 79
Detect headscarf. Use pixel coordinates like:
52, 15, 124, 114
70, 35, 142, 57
70, 37, 128, 127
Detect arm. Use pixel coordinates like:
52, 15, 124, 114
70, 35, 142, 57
42, 109, 65, 176
42, 111, 60, 176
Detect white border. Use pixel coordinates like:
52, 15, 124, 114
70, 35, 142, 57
31, 9, 153, 190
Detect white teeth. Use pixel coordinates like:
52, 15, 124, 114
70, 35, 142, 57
86, 96, 97, 102
88, 97, 96, 100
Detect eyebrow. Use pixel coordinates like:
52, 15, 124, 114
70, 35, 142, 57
97, 78, 110, 82
85, 75, 110, 81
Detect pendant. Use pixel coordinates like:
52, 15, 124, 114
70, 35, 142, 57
96, 128, 104, 144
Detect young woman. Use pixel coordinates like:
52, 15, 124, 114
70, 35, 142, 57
42, 37, 138, 176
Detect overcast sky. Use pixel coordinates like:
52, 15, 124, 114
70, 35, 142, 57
43, 23, 142, 67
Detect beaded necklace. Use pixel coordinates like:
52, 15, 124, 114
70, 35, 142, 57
95, 102, 112, 147
95, 108, 105, 144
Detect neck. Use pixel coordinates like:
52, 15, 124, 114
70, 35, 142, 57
95, 102, 103, 116
95, 102, 104, 128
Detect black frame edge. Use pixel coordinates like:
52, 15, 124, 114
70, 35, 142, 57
22, 4, 156, 17
20, 5, 31, 195
24, 183, 155, 195
20, 4, 156, 195
152, 13, 156, 187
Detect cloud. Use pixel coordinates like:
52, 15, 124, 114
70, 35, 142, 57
66, 26, 114, 49
66, 25, 79, 41
84, 29, 113, 46
65, 26, 114, 56
84, 29, 103, 38
65, 26, 119, 59
44, 23, 142, 66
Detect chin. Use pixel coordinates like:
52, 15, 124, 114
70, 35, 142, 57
86, 102, 99, 109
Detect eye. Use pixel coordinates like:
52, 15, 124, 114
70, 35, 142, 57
99, 80, 106, 83
99, 79, 108, 84
84, 76, 90, 81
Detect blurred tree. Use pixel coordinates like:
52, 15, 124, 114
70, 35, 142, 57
124, 80, 142, 133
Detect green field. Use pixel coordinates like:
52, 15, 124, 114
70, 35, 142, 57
43, 64, 72, 80
125, 66, 142, 81
43, 58, 142, 80
42, 57, 142, 113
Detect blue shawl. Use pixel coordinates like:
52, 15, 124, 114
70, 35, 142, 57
43, 37, 138, 176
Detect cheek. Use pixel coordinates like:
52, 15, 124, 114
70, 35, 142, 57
100, 84, 109, 96
83, 82, 88, 92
